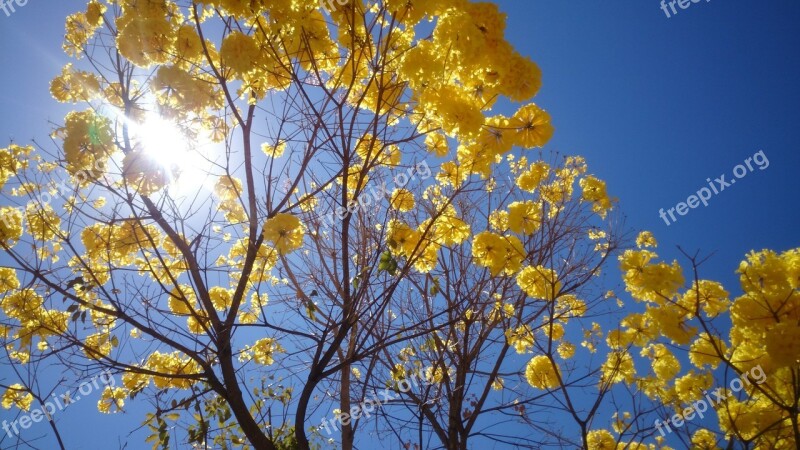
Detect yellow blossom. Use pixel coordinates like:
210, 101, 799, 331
262, 214, 304, 254
525, 355, 561, 390
97, 387, 126, 414
1, 384, 32, 411
390, 189, 415, 212
516, 266, 561, 301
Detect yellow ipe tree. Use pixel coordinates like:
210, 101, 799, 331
0, 1, 796, 450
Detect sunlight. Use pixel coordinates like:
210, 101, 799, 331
138, 114, 192, 169
134, 113, 213, 193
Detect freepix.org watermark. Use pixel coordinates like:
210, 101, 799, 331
659, 0, 711, 19
1, 0, 28, 17
2, 370, 117, 437
320, 161, 432, 228
654, 365, 767, 436
318, 367, 439, 436
0, 162, 104, 231
659, 150, 769, 226
319, 0, 348, 14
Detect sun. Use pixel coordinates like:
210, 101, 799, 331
138, 114, 193, 169
133, 113, 213, 192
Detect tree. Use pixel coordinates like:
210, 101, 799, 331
1, 1, 797, 450
353, 152, 627, 449
1, 0, 551, 448
610, 244, 800, 449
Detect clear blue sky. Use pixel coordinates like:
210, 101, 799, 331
1, 1, 799, 448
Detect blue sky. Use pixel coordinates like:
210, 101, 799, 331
1, 0, 799, 448
506, 0, 800, 283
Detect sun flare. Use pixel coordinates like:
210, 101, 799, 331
133, 113, 212, 192
138, 114, 192, 169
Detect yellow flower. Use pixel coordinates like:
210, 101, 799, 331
64, 10, 102, 57
60, 110, 115, 179
145, 351, 201, 389
0, 207, 23, 245
209, 286, 233, 311
391, 364, 408, 381
489, 301, 515, 322
619, 249, 684, 302
477, 115, 514, 156
387, 219, 421, 257
25, 204, 61, 241
122, 148, 169, 195
0, 267, 20, 294
85, 1, 106, 27
412, 243, 439, 273
765, 322, 800, 368
457, 142, 494, 178
354, 134, 382, 160
502, 235, 525, 276
472, 231, 507, 276
249, 338, 284, 366
557, 342, 575, 359
579, 175, 612, 217
2, 384, 33, 411
689, 332, 726, 369
262, 213, 304, 254
187, 314, 210, 335
122, 372, 150, 392
491, 377, 504, 390
84, 333, 113, 360
390, 189, 415, 212
117, 17, 176, 68
168, 287, 197, 315
525, 355, 561, 389
601, 351, 636, 384
645, 343, 681, 380
506, 325, 535, 354
635, 231, 658, 248
238, 310, 259, 324
507, 201, 541, 235
214, 175, 246, 223
691, 429, 721, 449
436, 161, 468, 187
586, 429, 616, 449
174, 24, 204, 62
97, 387, 126, 414
544, 322, 565, 341
489, 210, 509, 232
5, 290, 41, 321
261, 141, 286, 158
0, 290, 43, 321
516, 161, 550, 191
433, 207, 471, 246
674, 370, 713, 404
516, 266, 561, 301
425, 132, 449, 157
502, 53, 543, 102
50, 64, 101, 103
646, 304, 695, 345
424, 365, 450, 384
423, 85, 484, 138
678, 280, 729, 318
220, 31, 260, 76
511, 104, 554, 149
